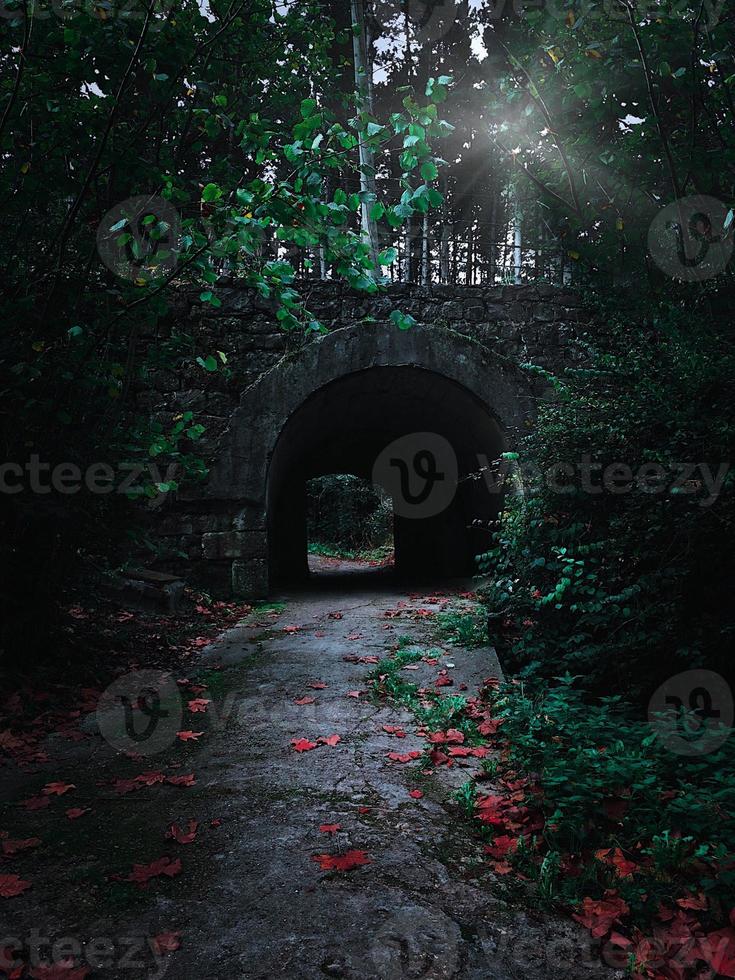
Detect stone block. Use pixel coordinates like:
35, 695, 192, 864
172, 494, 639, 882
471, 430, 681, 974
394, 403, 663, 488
202, 531, 267, 560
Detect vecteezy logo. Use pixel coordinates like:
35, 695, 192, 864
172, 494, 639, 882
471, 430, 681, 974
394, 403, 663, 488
97, 670, 182, 756
648, 195, 733, 282
648, 669, 733, 757
372, 432, 458, 520
97, 195, 181, 283
371, 0, 467, 46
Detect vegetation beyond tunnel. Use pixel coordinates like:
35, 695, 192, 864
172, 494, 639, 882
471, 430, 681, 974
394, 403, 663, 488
267, 366, 504, 588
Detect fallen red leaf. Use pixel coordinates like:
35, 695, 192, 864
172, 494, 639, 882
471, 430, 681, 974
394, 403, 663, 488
386, 751, 421, 763
136, 771, 166, 786
311, 849, 371, 872
42, 782, 75, 796
307, 681, 328, 690
167, 774, 196, 787
0, 874, 31, 898
151, 933, 182, 956
293, 696, 316, 705
595, 847, 638, 878
696, 927, 735, 977
409, 790, 423, 799
187, 699, 210, 713
166, 820, 198, 845
126, 856, 182, 887
319, 735, 341, 747
291, 738, 318, 753
346, 691, 363, 698
176, 731, 203, 742
65, 808, 90, 820
2, 838, 41, 857
677, 892, 708, 911
319, 824, 341, 834
21, 797, 49, 811
573, 895, 630, 939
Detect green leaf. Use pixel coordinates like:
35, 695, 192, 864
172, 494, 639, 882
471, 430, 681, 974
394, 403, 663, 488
202, 183, 223, 203
420, 160, 439, 181
390, 309, 417, 331
300, 97, 317, 119
196, 355, 218, 372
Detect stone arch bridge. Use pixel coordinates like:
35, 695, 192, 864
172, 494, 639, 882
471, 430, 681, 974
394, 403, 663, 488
149, 282, 583, 596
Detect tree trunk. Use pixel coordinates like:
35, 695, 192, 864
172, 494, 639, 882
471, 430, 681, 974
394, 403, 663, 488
350, 0, 380, 269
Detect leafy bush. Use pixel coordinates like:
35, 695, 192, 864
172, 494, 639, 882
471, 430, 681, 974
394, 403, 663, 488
478, 297, 735, 699
492, 674, 735, 924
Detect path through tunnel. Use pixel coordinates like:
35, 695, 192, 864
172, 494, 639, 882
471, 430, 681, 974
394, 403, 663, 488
267, 366, 505, 589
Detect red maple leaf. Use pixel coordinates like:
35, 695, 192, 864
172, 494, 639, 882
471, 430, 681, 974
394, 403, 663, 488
166, 820, 198, 844
291, 738, 318, 752
126, 856, 182, 887
318, 735, 340, 747
319, 824, 341, 834
696, 927, 735, 977
595, 847, 638, 878
176, 731, 203, 742
136, 771, 166, 786
167, 774, 195, 787
283, 625, 300, 634
478, 718, 503, 736
573, 895, 630, 938
21, 796, 49, 811
151, 933, 182, 956
187, 699, 210, 713
409, 790, 423, 799
358, 806, 371, 814
65, 808, 90, 820
484, 835, 518, 859
2, 838, 41, 856
293, 696, 315, 705
676, 892, 708, 911
327, 612, 343, 620
386, 751, 421, 763
42, 782, 75, 796
311, 849, 371, 872
0, 874, 31, 898
346, 691, 363, 699
383, 725, 406, 737
307, 681, 327, 690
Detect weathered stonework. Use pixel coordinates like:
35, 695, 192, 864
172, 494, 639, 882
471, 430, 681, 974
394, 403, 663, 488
142, 281, 585, 596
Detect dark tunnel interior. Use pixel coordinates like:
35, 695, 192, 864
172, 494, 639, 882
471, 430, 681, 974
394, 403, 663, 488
266, 366, 505, 588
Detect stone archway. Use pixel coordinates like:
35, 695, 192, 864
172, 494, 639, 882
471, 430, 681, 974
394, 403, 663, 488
203, 322, 535, 596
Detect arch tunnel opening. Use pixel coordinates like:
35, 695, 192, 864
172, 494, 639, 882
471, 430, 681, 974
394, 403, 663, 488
266, 366, 505, 589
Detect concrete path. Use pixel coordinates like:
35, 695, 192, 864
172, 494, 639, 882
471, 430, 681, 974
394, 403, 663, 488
1, 577, 619, 979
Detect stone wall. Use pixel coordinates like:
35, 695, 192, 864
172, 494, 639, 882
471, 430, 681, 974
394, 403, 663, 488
142, 281, 585, 596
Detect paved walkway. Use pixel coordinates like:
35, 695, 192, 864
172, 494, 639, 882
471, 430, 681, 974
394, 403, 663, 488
1, 576, 618, 979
